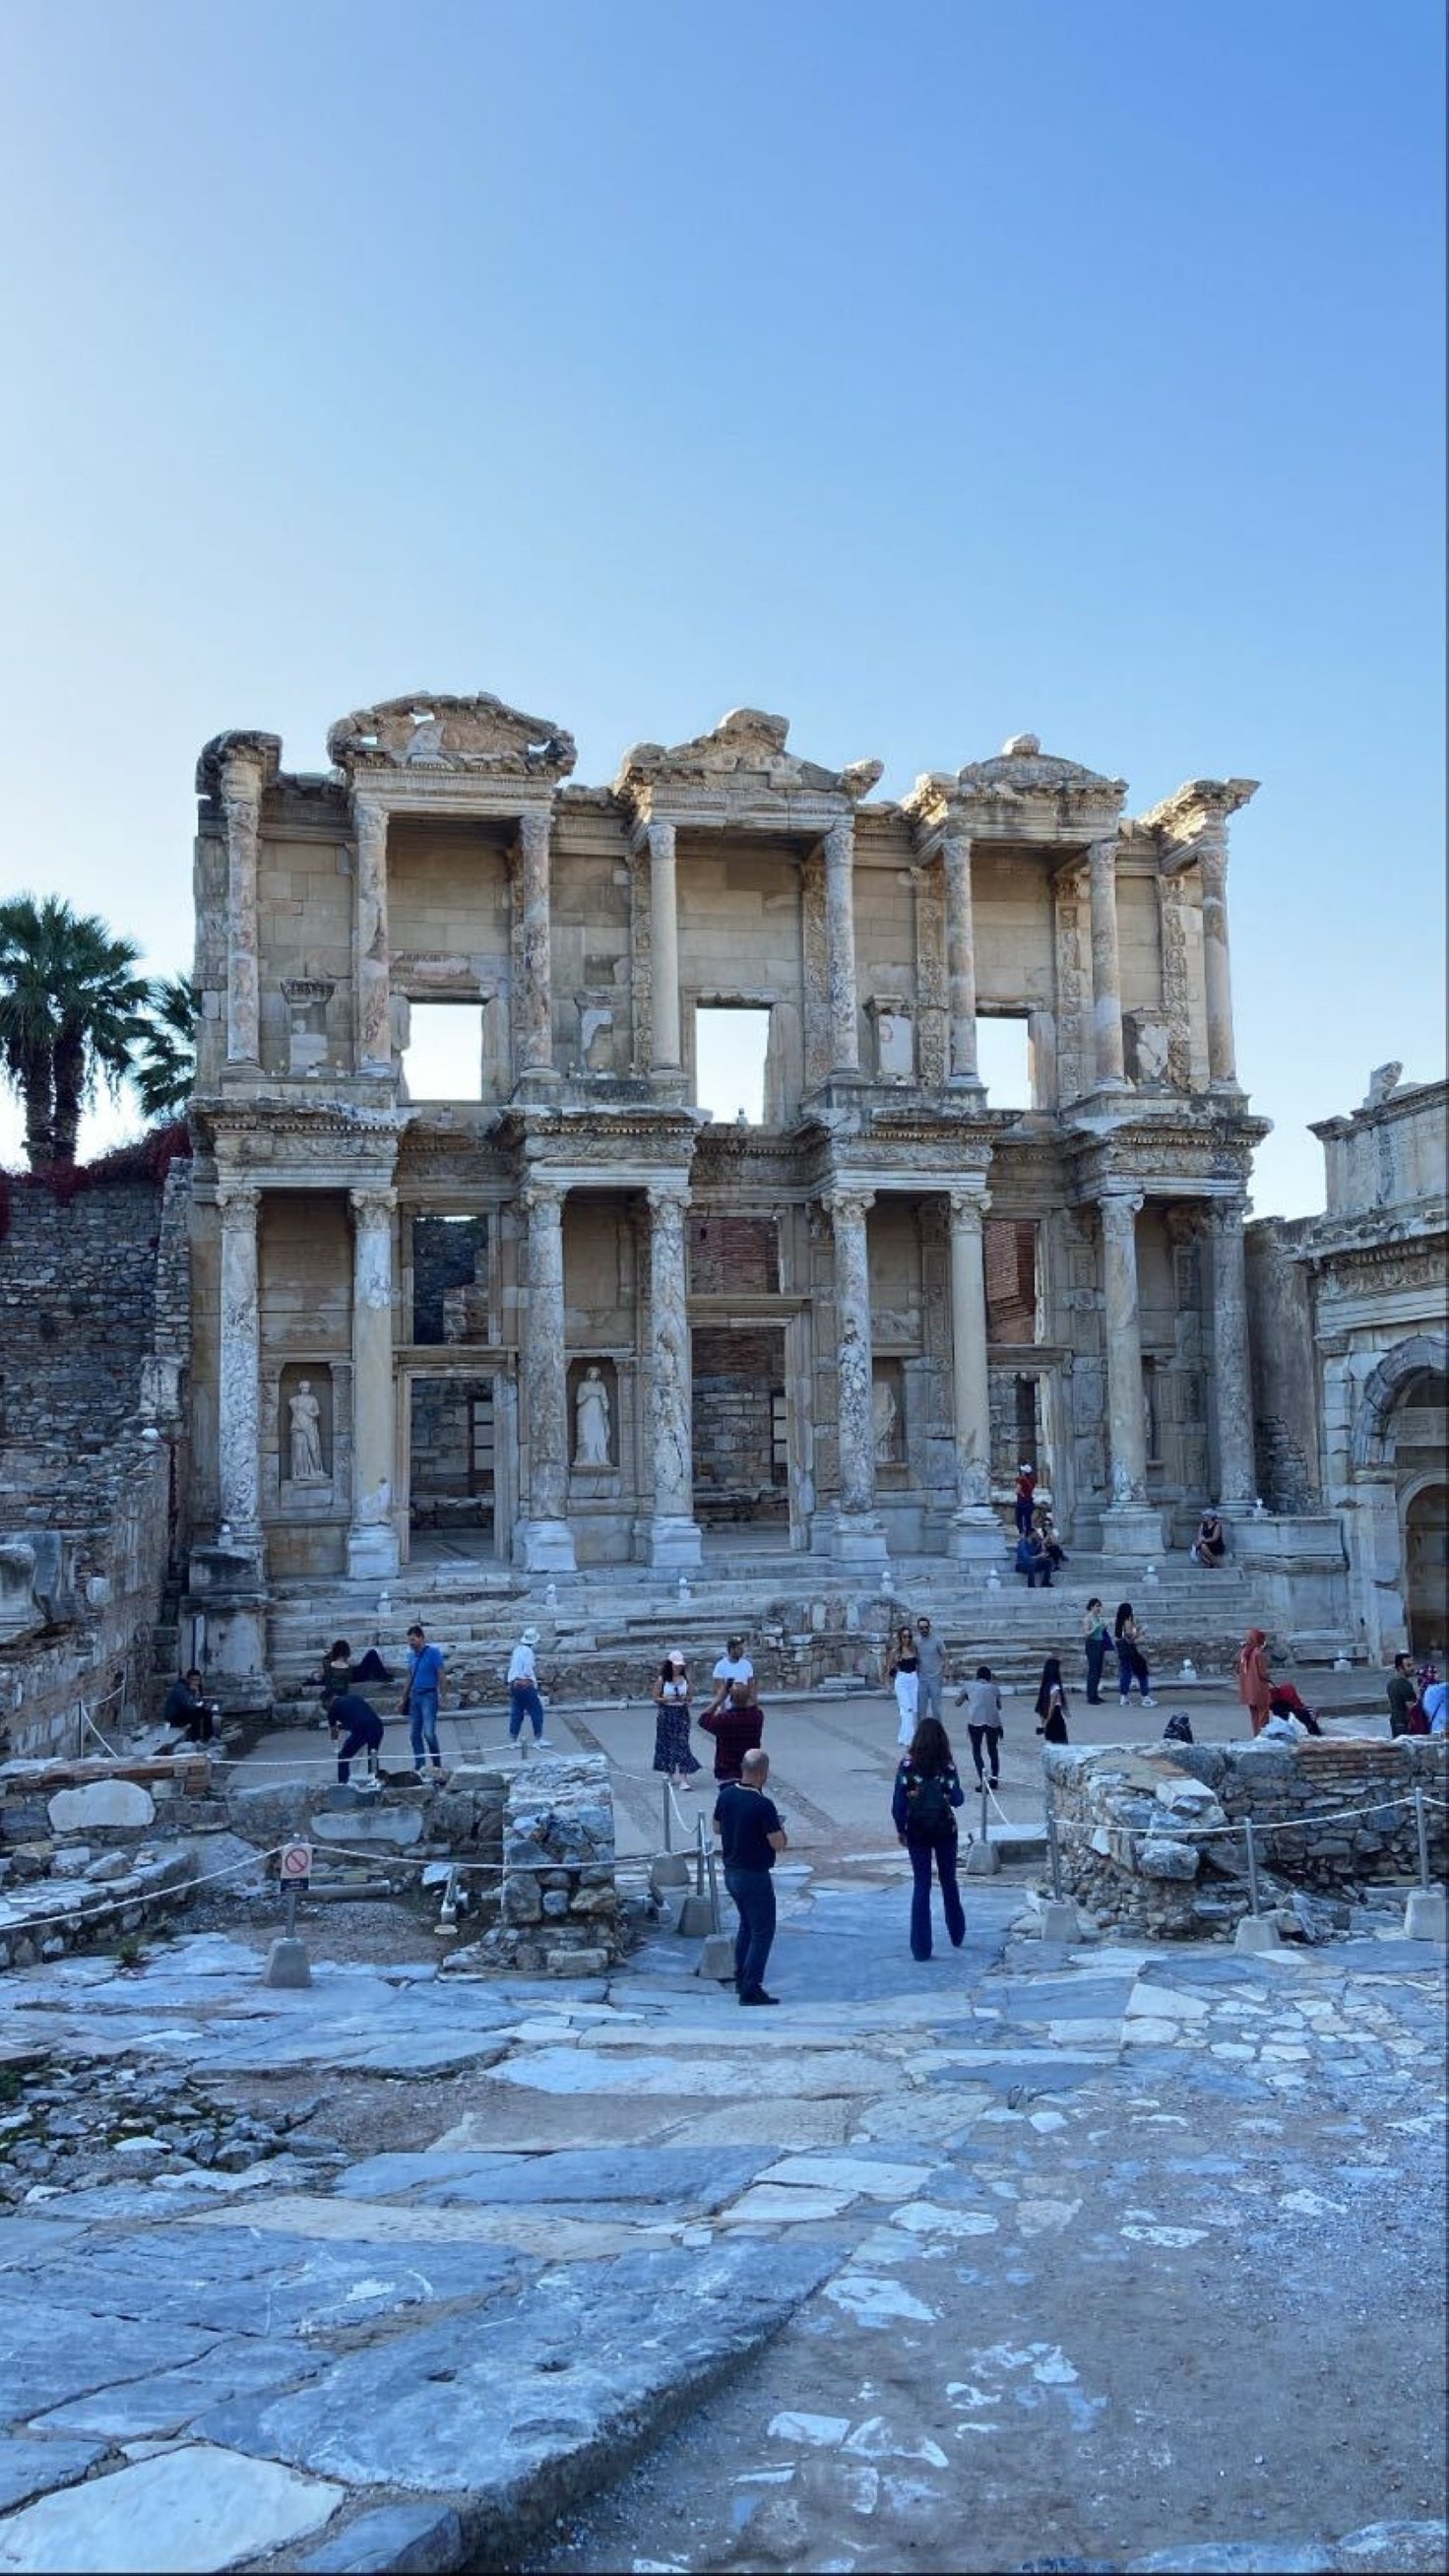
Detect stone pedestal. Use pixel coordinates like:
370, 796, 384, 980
1233, 1913, 1283, 1955
1404, 1887, 1447, 1943
830, 1509, 889, 1568
1100, 1503, 1168, 1557
948, 1512, 1006, 1565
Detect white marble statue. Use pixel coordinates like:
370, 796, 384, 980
287, 1380, 326, 1483
574, 1365, 612, 1468
872, 1376, 900, 1463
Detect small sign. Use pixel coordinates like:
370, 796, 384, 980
280, 1840, 312, 1883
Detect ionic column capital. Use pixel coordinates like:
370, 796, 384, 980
947, 1186, 991, 1227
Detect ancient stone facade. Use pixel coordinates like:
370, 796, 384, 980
185, 697, 1278, 1660
1247, 1070, 1447, 1658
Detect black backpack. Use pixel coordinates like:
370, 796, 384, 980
908, 1766, 955, 1839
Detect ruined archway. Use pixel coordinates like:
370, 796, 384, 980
1403, 1480, 1447, 1657
1351, 1333, 1449, 1472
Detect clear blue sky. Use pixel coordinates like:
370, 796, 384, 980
1, 0, 1442, 1210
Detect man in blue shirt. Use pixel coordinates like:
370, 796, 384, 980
714, 1747, 788, 2006
403, 1624, 448, 1775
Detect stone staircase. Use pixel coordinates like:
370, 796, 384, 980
263, 1547, 1278, 1711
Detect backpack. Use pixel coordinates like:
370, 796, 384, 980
908, 1766, 955, 1839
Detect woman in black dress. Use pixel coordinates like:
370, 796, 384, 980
892, 1715, 968, 1961
652, 1650, 701, 1789
1035, 1654, 1070, 1745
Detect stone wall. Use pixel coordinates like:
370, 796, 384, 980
0, 1153, 191, 1762
691, 1327, 786, 1523
446, 1752, 622, 1976
0, 1755, 211, 1967
1045, 1737, 1448, 1939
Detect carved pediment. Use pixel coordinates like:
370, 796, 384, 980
196, 730, 284, 798
327, 693, 577, 780
615, 708, 883, 810
1137, 777, 1259, 848
907, 734, 1127, 839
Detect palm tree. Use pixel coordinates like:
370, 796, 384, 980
132, 974, 198, 1123
0, 895, 151, 1169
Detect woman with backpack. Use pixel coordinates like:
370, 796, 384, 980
892, 1715, 967, 1962
1114, 1603, 1156, 1708
1035, 1655, 1070, 1744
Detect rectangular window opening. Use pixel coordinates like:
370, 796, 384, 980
976, 1013, 1034, 1109
695, 1004, 771, 1127
402, 1001, 484, 1103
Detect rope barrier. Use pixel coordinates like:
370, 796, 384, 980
0, 1841, 288, 1938
1053, 1785, 1446, 1847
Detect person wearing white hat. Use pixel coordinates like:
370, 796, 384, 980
506, 1625, 549, 1749
652, 1649, 701, 1790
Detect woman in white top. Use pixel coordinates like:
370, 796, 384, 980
955, 1663, 1004, 1789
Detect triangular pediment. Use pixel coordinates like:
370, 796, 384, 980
615, 708, 882, 809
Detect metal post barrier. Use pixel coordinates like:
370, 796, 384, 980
1243, 1818, 1261, 1917
695, 1814, 707, 1898
1414, 1787, 1430, 1892
1047, 1809, 1064, 1903
284, 1879, 298, 1941
704, 1831, 723, 1933
979, 1775, 989, 1852
662, 1781, 672, 1853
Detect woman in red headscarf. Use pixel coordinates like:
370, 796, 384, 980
1237, 1628, 1273, 1737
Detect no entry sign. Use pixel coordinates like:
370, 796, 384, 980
280, 1840, 312, 1883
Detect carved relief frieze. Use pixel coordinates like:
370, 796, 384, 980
327, 694, 576, 780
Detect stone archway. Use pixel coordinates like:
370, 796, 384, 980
1403, 1481, 1447, 1657
1351, 1333, 1449, 1471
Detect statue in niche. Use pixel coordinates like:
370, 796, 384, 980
574, 1365, 612, 1468
287, 1380, 327, 1483
873, 1376, 901, 1464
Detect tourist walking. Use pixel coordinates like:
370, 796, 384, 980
1114, 1603, 1156, 1707
1386, 1653, 1418, 1738
328, 1687, 384, 1785
914, 1615, 946, 1721
1192, 1509, 1228, 1568
892, 1715, 968, 1962
1035, 1655, 1070, 1745
1014, 1463, 1037, 1537
402, 1623, 447, 1776
651, 1650, 701, 1790
706, 1636, 755, 1717
1082, 1598, 1111, 1705
714, 1746, 788, 2005
506, 1625, 550, 1750
700, 1679, 766, 1784
955, 1664, 1003, 1790
888, 1624, 920, 1747
1237, 1626, 1273, 1736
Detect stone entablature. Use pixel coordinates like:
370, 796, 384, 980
186, 695, 1278, 1604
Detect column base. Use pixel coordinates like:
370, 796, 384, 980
514, 1517, 578, 1574
1099, 1503, 1167, 1557
830, 1510, 890, 1569
948, 1507, 1005, 1567
346, 1523, 402, 1580
644, 1515, 703, 1572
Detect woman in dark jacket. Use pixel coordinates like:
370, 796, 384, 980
1035, 1655, 1070, 1745
892, 1715, 968, 1962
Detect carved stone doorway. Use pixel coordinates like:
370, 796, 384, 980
690, 1326, 789, 1533
406, 1373, 500, 1562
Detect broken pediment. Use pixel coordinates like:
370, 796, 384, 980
327, 694, 577, 781
615, 708, 883, 811
195, 731, 284, 799
1136, 778, 1259, 850
907, 734, 1127, 840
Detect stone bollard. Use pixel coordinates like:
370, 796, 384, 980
964, 1835, 1000, 1877
697, 1930, 736, 1981
1404, 1887, 1447, 1943
262, 1936, 312, 1988
674, 1891, 716, 1937
650, 1851, 692, 1900
1233, 1913, 1283, 1955
1037, 1899, 1082, 1942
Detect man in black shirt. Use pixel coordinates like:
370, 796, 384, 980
161, 1670, 216, 1745
713, 1747, 788, 2006
328, 1689, 385, 1785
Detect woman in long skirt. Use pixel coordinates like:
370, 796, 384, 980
888, 1625, 921, 1749
652, 1650, 701, 1788
1035, 1655, 1071, 1745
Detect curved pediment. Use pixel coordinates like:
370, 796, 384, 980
615, 707, 883, 814
327, 693, 577, 780
195, 730, 283, 798
908, 734, 1127, 839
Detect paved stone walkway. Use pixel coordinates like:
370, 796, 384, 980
0, 1870, 1443, 2573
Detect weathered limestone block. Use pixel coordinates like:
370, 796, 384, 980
1136, 1836, 1201, 1882
502, 1874, 543, 1924
48, 1780, 155, 1835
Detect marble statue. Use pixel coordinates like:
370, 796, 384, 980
287, 1380, 326, 1483
873, 1376, 900, 1464
574, 1365, 612, 1468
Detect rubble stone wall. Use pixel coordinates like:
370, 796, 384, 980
448, 1752, 623, 1976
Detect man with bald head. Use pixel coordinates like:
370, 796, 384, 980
713, 1746, 788, 2007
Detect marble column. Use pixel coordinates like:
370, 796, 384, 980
1097, 1187, 1164, 1553
216, 1184, 261, 1540
941, 832, 982, 1086
515, 808, 556, 1081
1208, 1195, 1257, 1509
353, 799, 393, 1077
823, 818, 861, 1077
828, 1187, 887, 1562
346, 1188, 400, 1578
220, 751, 263, 1067
1087, 835, 1128, 1090
515, 1178, 576, 1571
1198, 834, 1239, 1090
643, 1182, 702, 1567
946, 1188, 1000, 1560
647, 822, 682, 1073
